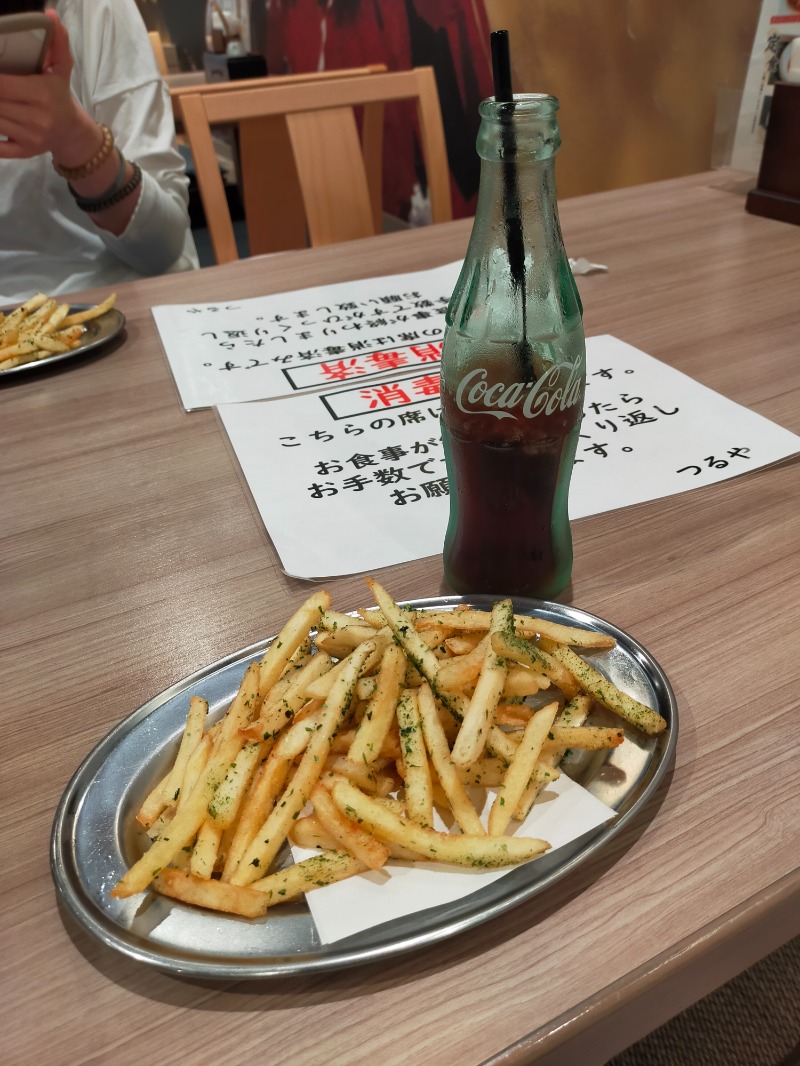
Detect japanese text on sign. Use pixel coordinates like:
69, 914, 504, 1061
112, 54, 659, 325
217, 335, 800, 579
152, 262, 461, 410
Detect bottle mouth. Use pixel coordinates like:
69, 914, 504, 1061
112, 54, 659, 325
479, 94, 559, 120
477, 95, 561, 160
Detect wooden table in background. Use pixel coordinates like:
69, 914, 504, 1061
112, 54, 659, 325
2, 171, 798, 1066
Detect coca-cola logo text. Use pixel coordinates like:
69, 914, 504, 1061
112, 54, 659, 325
454, 362, 583, 420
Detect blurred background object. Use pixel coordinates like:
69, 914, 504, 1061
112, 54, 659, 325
135, 0, 764, 220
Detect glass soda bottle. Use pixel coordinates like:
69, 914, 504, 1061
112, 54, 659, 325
440, 93, 585, 600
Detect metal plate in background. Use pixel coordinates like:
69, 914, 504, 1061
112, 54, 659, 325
0, 305, 125, 376
50, 596, 677, 979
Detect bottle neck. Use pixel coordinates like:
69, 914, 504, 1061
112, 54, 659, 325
470, 154, 561, 254
443, 94, 583, 357
468, 95, 566, 264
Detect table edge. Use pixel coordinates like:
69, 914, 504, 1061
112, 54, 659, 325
483, 867, 800, 1066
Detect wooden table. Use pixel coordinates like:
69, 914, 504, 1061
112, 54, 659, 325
3, 171, 798, 1066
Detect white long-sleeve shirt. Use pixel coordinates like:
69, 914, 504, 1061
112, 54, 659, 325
0, 0, 198, 304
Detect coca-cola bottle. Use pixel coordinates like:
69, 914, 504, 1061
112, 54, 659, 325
440, 91, 585, 599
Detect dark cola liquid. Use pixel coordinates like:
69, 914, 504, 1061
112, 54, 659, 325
441, 391, 582, 599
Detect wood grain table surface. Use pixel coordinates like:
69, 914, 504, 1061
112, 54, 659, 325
2, 171, 798, 1066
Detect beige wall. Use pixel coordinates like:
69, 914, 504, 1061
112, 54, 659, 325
483, 0, 761, 197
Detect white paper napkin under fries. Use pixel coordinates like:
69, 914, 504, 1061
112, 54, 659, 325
292, 775, 615, 944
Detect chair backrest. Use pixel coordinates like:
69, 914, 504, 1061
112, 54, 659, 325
172, 66, 387, 256
179, 67, 452, 264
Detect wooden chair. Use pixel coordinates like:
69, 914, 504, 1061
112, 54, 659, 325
179, 67, 452, 263
172, 66, 388, 256
148, 31, 169, 77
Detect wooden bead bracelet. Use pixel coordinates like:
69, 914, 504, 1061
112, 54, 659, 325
52, 123, 114, 181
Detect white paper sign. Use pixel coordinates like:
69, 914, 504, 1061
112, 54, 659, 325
730, 1, 800, 173
216, 335, 800, 579
291, 774, 616, 945
152, 262, 462, 410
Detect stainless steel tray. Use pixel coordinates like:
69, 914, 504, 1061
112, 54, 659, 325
0, 304, 125, 376
51, 595, 677, 979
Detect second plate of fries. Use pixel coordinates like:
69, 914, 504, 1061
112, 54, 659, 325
0, 292, 124, 375
51, 584, 676, 978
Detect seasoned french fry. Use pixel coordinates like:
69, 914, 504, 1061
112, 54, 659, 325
513, 695, 593, 821
33, 336, 70, 355
435, 634, 490, 690
0, 292, 48, 338
161, 696, 208, 807
542, 725, 624, 752
190, 819, 223, 879
488, 702, 559, 836
331, 778, 549, 868
494, 704, 534, 728
60, 292, 116, 327
548, 645, 667, 734
175, 733, 213, 814
366, 578, 467, 723
451, 600, 510, 766
503, 666, 550, 698
395, 689, 433, 828
317, 610, 376, 648
153, 869, 269, 918
208, 740, 267, 828
289, 813, 341, 852
251, 850, 366, 904
416, 682, 484, 836
220, 744, 293, 882
492, 629, 580, 699
443, 633, 485, 656
320, 755, 397, 796
366, 580, 439, 682
485, 726, 520, 764
310, 781, 390, 870
417, 609, 616, 649
232, 640, 375, 885
331, 726, 400, 760
145, 806, 175, 843
135, 767, 174, 831
241, 651, 333, 741
111, 664, 259, 898
304, 627, 392, 700
257, 590, 331, 698
347, 643, 405, 765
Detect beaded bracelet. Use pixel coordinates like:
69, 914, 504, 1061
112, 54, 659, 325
74, 162, 143, 214
52, 124, 115, 181
69, 150, 127, 209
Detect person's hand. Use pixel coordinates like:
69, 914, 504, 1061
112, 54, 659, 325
0, 8, 103, 166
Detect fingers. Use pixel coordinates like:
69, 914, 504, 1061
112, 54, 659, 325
0, 72, 43, 104
0, 100, 53, 157
42, 9, 73, 77
0, 136, 32, 160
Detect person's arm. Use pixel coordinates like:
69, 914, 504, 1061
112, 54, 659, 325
0, 10, 141, 236
0, 3, 196, 278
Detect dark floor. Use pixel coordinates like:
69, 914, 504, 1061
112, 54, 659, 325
608, 935, 800, 1066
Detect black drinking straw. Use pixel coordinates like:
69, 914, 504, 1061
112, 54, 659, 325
490, 30, 534, 377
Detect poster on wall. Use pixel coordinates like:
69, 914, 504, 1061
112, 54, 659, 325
258, 0, 494, 222
730, 0, 800, 172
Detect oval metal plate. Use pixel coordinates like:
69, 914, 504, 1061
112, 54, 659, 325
51, 595, 677, 979
0, 305, 125, 376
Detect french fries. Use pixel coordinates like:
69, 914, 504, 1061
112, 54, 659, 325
111, 578, 667, 920
0, 291, 117, 370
